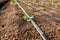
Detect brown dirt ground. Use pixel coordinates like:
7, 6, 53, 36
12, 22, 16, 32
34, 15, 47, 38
0, 0, 60, 40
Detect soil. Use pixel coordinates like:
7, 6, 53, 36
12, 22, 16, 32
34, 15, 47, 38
0, 0, 60, 40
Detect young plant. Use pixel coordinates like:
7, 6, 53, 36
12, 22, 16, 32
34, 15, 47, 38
39, 6, 45, 11
23, 14, 34, 20
13, 0, 20, 8
13, 0, 17, 5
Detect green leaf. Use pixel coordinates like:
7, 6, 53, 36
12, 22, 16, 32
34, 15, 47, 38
39, 6, 45, 11
13, 0, 17, 5
23, 15, 29, 20
23, 14, 34, 20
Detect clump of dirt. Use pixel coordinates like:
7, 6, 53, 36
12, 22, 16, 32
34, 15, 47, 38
0, 0, 60, 40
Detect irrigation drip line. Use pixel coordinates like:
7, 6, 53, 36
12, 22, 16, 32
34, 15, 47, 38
45, 6, 60, 12
31, 3, 60, 12
31, 3, 60, 20
15, 0, 49, 40
18, 1, 55, 24
19, 0, 60, 21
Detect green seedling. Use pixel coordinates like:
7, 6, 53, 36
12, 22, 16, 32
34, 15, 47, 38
13, 0, 20, 8
13, 0, 17, 5
39, 6, 45, 11
23, 14, 34, 20
23, 15, 28, 20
